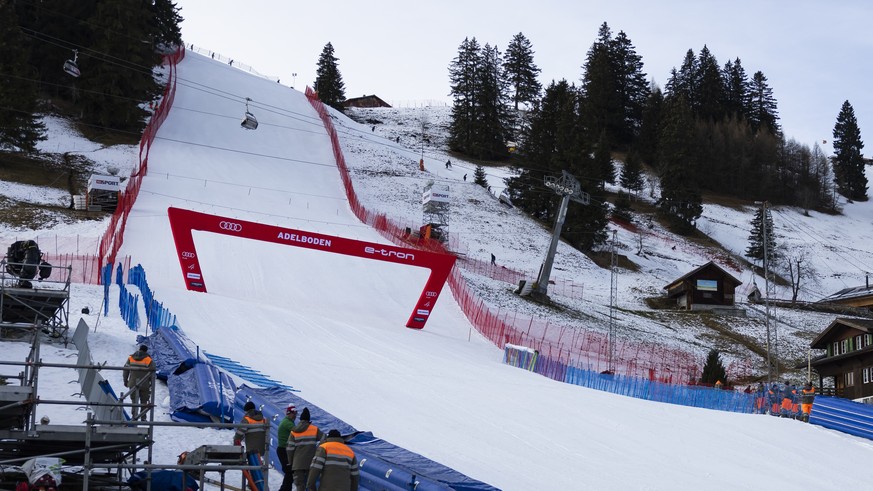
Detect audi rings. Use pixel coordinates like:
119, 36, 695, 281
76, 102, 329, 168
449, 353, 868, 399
181, 251, 196, 259
219, 221, 243, 232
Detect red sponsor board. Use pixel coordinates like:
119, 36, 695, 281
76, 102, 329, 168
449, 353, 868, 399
167, 207, 456, 329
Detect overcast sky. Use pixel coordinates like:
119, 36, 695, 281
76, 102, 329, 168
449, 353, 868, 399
174, 0, 872, 155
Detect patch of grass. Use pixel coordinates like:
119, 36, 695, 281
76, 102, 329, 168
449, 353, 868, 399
587, 251, 639, 272
75, 122, 141, 146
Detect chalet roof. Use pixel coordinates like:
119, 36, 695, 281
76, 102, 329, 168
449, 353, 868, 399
663, 261, 742, 290
818, 284, 873, 303
343, 94, 391, 107
810, 317, 873, 349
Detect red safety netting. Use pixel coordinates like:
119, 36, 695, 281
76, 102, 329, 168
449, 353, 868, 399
96, 45, 186, 278
302, 88, 748, 383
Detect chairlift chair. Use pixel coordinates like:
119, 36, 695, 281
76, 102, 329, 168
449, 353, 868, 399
241, 97, 258, 130
63, 49, 81, 78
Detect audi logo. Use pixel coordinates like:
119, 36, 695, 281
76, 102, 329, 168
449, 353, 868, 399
219, 221, 243, 232
181, 251, 196, 259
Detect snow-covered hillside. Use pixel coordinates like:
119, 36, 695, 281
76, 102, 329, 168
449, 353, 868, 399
3, 50, 873, 490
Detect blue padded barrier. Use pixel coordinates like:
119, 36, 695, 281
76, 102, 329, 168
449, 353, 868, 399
233, 386, 497, 491
505, 345, 758, 414
808, 395, 873, 440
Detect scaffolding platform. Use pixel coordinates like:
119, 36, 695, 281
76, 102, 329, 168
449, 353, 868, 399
0, 424, 150, 464
1, 260, 71, 338
0, 384, 34, 429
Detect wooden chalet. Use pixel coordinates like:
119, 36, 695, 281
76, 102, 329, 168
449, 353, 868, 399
818, 281, 873, 311
810, 317, 873, 400
663, 261, 742, 311
343, 94, 391, 108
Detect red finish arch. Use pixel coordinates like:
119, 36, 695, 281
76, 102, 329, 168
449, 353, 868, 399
167, 207, 456, 329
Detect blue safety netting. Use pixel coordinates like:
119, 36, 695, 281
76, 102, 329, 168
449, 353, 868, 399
138, 327, 237, 422
235, 386, 498, 491
809, 395, 873, 440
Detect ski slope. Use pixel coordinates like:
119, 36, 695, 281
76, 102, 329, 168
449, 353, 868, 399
112, 51, 873, 490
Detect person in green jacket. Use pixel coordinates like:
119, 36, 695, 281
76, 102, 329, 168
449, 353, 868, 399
277, 404, 298, 491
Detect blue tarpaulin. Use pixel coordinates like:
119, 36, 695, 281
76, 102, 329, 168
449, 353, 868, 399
139, 327, 237, 422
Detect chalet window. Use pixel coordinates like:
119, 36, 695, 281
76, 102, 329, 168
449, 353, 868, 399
867, 334, 873, 347
846, 371, 855, 387
842, 339, 849, 354
865, 368, 872, 384
833, 341, 840, 355
854, 335, 862, 350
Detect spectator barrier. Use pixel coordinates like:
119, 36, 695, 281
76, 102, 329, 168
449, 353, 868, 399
128, 264, 176, 333
118, 286, 140, 331
503, 344, 758, 413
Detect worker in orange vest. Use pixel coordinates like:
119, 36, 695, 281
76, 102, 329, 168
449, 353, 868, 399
799, 382, 816, 422
780, 381, 797, 418
307, 429, 360, 490
287, 407, 324, 491
122, 345, 154, 420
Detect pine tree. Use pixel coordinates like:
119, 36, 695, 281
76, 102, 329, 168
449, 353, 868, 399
657, 95, 702, 232
502, 32, 541, 111
637, 84, 663, 168
0, 1, 46, 151
314, 42, 346, 111
448, 38, 512, 160
473, 165, 488, 188
745, 205, 777, 263
620, 150, 644, 194
747, 71, 780, 137
695, 45, 724, 121
722, 58, 749, 120
150, 0, 183, 49
448, 37, 483, 156
474, 43, 512, 160
832, 100, 868, 201
594, 130, 614, 185
581, 23, 620, 147
508, 80, 580, 219
17, 0, 97, 94
609, 30, 649, 146
700, 349, 727, 385
79, 0, 162, 132
665, 50, 697, 110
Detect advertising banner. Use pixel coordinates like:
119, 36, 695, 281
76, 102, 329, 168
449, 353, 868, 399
167, 207, 456, 329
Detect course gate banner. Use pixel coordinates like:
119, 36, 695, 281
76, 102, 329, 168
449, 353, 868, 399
167, 207, 456, 329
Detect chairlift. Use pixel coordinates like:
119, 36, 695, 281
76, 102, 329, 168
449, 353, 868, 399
241, 97, 258, 130
63, 49, 80, 78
